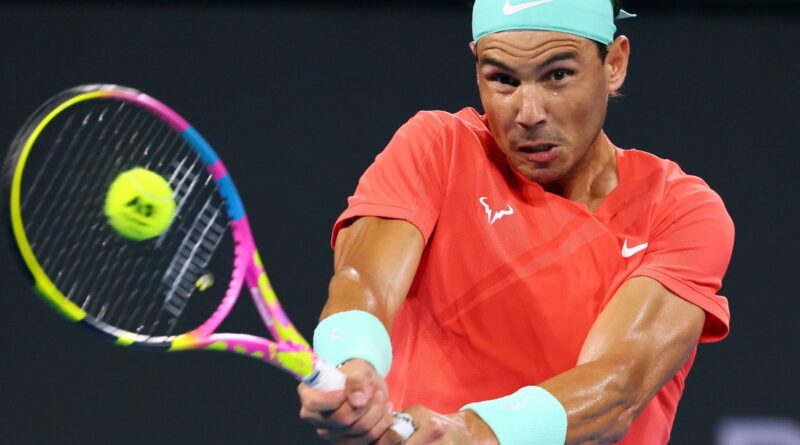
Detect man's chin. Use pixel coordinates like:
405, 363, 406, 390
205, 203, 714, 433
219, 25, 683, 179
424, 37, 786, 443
530, 175, 560, 185
509, 161, 560, 184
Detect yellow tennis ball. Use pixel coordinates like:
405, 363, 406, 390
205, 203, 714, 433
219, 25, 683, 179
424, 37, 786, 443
104, 168, 176, 241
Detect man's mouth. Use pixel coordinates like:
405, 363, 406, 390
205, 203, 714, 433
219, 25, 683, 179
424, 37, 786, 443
518, 143, 557, 154
517, 143, 559, 163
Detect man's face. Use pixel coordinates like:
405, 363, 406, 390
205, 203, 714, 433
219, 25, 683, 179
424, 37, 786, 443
472, 31, 625, 184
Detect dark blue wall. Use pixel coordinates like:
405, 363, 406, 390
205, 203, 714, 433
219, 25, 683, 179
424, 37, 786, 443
0, 3, 797, 444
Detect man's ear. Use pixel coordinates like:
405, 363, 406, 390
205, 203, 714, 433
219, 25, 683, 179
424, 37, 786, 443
606, 35, 630, 94
469, 41, 479, 85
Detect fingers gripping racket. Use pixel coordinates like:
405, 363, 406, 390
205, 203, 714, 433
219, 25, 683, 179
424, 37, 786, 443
3, 84, 414, 440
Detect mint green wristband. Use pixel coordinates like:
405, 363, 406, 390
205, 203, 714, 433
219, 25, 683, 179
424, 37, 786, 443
461, 386, 567, 445
313, 310, 393, 377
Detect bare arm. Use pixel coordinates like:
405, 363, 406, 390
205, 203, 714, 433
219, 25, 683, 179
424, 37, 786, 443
298, 216, 424, 445
539, 276, 705, 444
322, 216, 425, 328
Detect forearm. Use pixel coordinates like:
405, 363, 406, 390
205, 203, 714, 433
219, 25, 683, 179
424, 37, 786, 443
322, 266, 392, 323
320, 216, 424, 330
462, 278, 705, 445
538, 356, 669, 444
539, 278, 705, 444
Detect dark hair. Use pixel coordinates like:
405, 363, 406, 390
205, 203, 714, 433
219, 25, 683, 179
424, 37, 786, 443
468, 0, 622, 60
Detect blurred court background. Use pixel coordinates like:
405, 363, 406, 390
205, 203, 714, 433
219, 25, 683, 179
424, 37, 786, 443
0, 0, 798, 443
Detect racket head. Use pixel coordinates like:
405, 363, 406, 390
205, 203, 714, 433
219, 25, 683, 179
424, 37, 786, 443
4, 87, 417, 438
4, 84, 245, 348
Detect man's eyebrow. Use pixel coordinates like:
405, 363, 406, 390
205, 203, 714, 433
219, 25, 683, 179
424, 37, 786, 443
479, 57, 515, 72
479, 51, 580, 72
540, 51, 580, 68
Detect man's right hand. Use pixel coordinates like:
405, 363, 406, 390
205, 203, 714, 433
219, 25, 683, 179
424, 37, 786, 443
298, 359, 396, 445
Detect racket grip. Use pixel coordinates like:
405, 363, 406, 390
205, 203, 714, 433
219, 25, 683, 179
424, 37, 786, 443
305, 359, 346, 391
304, 360, 415, 441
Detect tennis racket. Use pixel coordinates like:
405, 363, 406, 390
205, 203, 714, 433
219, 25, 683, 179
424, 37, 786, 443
3, 84, 414, 441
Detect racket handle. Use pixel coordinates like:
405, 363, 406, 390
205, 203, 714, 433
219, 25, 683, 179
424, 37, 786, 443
304, 360, 415, 442
305, 360, 347, 391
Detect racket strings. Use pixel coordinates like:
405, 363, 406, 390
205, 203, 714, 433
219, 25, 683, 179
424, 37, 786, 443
156, 195, 228, 334
42, 105, 152, 312
26, 103, 142, 306
28, 115, 123, 304
56, 106, 155, 313
24, 107, 119, 252
17, 98, 233, 338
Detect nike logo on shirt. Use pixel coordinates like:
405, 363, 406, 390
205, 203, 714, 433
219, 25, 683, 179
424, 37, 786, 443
621, 240, 649, 258
502, 0, 556, 16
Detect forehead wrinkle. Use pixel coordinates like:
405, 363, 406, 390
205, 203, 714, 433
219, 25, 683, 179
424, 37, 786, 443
480, 41, 584, 74
478, 32, 590, 69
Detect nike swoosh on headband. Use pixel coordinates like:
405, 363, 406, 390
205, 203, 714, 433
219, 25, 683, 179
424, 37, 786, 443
502, 0, 556, 16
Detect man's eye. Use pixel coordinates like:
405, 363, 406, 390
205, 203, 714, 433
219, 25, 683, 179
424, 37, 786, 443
492, 74, 518, 86
550, 69, 572, 82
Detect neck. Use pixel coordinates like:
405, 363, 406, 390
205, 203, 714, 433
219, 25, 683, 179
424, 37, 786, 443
543, 132, 618, 212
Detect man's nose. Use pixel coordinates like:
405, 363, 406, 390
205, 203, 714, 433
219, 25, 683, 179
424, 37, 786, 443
515, 84, 547, 129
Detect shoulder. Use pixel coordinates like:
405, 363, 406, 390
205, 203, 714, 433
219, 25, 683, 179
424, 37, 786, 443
397, 107, 489, 140
384, 107, 493, 168
620, 148, 734, 240
366, 108, 490, 184
620, 148, 726, 206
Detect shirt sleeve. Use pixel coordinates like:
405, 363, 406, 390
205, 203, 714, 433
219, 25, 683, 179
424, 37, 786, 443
632, 175, 735, 343
331, 111, 450, 247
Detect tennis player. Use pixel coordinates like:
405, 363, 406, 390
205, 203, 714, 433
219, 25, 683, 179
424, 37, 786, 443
299, 0, 735, 444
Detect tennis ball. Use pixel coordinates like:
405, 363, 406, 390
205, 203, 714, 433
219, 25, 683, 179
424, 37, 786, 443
104, 167, 176, 241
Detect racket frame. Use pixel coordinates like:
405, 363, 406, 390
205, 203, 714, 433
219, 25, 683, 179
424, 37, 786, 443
7, 85, 323, 383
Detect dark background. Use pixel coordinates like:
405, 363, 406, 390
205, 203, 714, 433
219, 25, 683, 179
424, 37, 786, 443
0, 1, 798, 444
